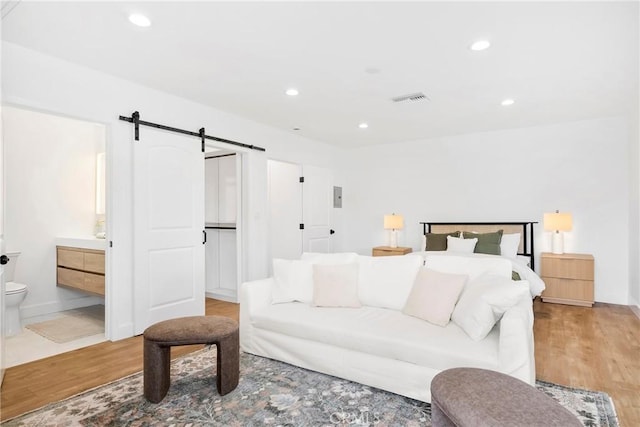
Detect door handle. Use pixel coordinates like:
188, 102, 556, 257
203, 230, 207, 245
329, 229, 335, 235
0, 255, 9, 265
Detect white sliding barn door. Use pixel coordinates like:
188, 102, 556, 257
302, 165, 333, 253
133, 128, 205, 334
268, 160, 302, 260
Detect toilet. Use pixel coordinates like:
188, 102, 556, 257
5, 252, 28, 336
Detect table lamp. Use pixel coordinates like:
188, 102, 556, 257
384, 214, 404, 248
544, 210, 572, 254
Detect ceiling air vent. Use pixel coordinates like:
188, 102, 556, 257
391, 92, 430, 103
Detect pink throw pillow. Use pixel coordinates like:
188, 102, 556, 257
402, 268, 468, 326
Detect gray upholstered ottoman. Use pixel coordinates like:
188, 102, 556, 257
143, 315, 239, 403
430, 368, 581, 427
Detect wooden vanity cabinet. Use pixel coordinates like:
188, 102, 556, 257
56, 246, 105, 296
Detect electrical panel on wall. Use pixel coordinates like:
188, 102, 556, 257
333, 186, 342, 208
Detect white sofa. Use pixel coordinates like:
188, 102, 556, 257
240, 252, 535, 403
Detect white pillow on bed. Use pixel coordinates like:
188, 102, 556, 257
500, 233, 521, 259
446, 235, 477, 253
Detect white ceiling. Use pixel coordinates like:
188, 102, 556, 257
2, 1, 638, 148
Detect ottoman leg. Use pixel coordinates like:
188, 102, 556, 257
215, 330, 239, 395
144, 339, 171, 403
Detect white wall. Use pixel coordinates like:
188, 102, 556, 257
2, 42, 343, 339
3, 106, 105, 316
629, 105, 640, 309
343, 117, 630, 305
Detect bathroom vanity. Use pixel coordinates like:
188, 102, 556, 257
56, 238, 106, 296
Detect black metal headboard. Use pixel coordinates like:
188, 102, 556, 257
419, 221, 538, 270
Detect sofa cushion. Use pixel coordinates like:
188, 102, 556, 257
272, 253, 361, 304
403, 268, 468, 326
452, 273, 530, 341
357, 255, 423, 310
251, 303, 499, 371
272, 259, 314, 304
424, 253, 512, 281
312, 263, 361, 308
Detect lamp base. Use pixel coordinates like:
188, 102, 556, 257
388, 230, 398, 248
552, 232, 564, 254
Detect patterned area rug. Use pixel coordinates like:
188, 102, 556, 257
2, 349, 618, 426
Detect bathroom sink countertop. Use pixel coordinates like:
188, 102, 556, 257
56, 237, 107, 251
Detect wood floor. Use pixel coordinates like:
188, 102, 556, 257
1, 298, 638, 425
533, 298, 640, 426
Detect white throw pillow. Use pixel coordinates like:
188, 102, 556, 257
425, 253, 512, 281
272, 259, 314, 304
403, 268, 468, 326
446, 235, 477, 253
451, 273, 530, 341
358, 254, 423, 310
500, 233, 521, 259
301, 252, 359, 264
312, 263, 361, 308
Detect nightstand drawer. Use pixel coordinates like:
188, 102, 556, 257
541, 256, 594, 280
541, 277, 594, 302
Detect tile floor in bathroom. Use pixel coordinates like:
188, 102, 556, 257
5, 309, 107, 368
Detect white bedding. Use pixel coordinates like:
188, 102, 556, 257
412, 251, 546, 297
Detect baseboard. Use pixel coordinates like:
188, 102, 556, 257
629, 295, 640, 320
206, 291, 237, 303
107, 321, 134, 342
21, 295, 104, 319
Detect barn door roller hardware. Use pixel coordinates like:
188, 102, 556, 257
118, 111, 266, 152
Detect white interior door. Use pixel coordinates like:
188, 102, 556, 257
0, 114, 5, 383
268, 160, 302, 260
133, 128, 205, 334
302, 165, 333, 253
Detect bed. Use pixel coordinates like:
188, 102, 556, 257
415, 221, 545, 297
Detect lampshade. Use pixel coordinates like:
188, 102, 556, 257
384, 214, 404, 230
544, 212, 572, 232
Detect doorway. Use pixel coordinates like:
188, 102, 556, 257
268, 160, 335, 261
2, 106, 108, 367
131, 125, 246, 334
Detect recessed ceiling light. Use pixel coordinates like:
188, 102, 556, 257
129, 13, 151, 27
293, 127, 301, 131
359, 123, 369, 129
285, 88, 299, 96
501, 99, 515, 106
470, 40, 491, 51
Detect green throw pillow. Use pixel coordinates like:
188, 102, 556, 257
425, 231, 461, 251
462, 230, 503, 255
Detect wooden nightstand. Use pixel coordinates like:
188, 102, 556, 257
540, 252, 594, 307
372, 246, 412, 257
